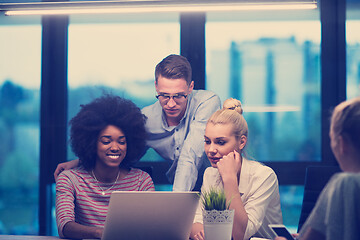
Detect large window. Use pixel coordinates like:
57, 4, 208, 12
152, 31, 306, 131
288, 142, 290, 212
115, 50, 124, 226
206, 13, 321, 162
0, 24, 41, 234
206, 10, 321, 230
347, 2, 360, 99
67, 14, 180, 181
0, 0, 349, 235
46, 15, 181, 236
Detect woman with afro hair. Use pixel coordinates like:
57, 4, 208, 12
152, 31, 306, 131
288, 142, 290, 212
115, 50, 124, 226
56, 94, 154, 239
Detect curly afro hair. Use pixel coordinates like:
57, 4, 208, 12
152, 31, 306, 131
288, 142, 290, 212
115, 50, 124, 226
69, 94, 147, 170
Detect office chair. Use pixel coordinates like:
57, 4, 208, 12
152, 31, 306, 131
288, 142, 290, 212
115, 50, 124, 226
297, 165, 341, 232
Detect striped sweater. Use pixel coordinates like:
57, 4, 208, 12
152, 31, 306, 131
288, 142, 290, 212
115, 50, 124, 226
55, 166, 154, 237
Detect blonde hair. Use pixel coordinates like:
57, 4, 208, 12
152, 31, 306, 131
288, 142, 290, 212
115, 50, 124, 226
207, 98, 248, 140
331, 97, 360, 150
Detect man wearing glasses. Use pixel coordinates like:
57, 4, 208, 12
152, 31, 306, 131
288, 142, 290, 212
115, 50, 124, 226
142, 54, 221, 191
54, 54, 220, 192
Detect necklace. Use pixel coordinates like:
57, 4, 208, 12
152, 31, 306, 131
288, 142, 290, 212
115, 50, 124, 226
92, 170, 120, 196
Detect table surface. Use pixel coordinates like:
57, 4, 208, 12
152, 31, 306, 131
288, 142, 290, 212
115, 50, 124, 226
0, 236, 62, 240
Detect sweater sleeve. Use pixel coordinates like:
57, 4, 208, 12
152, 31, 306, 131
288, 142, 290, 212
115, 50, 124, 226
56, 172, 76, 238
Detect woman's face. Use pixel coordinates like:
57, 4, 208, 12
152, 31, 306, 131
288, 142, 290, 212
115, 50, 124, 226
96, 125, 127, 169
204, 122, 241, 168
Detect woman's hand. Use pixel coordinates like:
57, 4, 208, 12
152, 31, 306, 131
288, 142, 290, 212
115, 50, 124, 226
62, 221, 103, 239
190, 223, 205, 240
217, 150, 247, 240
217, 150, 241, 182
193, 230, 205, 240
274, 233, 299, 240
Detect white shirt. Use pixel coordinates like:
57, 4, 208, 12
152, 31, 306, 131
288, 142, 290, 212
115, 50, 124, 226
193, 158, 283, 240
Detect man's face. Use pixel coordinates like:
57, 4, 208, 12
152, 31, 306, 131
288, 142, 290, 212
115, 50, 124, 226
155, 75, 194, 126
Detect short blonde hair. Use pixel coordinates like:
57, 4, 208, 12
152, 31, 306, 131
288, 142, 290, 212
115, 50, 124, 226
207, 98, 248, 140
331, 97, 360, 150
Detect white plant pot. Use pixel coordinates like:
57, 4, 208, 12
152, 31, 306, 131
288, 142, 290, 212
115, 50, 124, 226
203, 209, 235, 240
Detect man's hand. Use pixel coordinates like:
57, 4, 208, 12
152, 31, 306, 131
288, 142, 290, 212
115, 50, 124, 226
54, 159, 80, 181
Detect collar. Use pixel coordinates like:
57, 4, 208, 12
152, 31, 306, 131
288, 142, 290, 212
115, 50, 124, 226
238, 157, 250, 196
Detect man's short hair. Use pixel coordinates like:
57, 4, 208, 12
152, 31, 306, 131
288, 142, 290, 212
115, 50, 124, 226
155, 54, 192, 85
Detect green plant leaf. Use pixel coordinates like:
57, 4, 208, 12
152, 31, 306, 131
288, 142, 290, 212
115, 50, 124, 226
201, 187, 230, 211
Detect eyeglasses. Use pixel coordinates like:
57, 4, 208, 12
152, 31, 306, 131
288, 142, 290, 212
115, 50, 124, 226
156, 93, 188, 103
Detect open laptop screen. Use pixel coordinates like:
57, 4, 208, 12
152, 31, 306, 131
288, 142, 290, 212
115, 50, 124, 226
102, 191, 200, 240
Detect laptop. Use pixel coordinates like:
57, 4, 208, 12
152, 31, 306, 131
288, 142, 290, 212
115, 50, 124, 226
101, 191, 200, 240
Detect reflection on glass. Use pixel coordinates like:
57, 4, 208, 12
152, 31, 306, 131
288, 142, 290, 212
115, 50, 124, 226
0, 25, 41, 234
346, 20, 360, 99
206, 12, 320, 229
206, 20, 321, 162
279, 185, 304, 231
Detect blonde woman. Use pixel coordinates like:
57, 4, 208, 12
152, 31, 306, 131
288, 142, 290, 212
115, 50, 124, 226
190, 98, 283, 240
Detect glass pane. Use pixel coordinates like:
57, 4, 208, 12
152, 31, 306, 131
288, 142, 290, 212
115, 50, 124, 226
280, 185, 304, 232
346, 1, 360, 99
0, 24, 41, 235
206, 11, 321, 162
67, 14, 180, 162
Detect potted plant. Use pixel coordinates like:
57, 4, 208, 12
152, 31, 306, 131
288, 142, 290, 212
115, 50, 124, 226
201, 187, 235, 240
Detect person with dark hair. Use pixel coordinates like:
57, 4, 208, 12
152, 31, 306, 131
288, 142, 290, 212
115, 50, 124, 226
55, 54, 221, 192
276, 97, 360, 240
191, 98, 282, 240
56, 95, 154, 239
